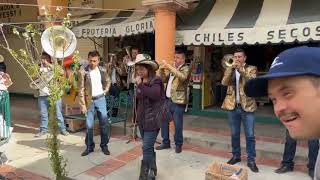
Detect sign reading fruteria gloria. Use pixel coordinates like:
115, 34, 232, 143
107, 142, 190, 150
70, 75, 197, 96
73, 17, 154, 38
176, 22, 320, 45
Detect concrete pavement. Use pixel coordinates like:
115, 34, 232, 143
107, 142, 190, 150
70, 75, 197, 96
0, 129, 312, 180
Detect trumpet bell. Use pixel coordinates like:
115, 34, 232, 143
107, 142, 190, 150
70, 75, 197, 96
221, 54, 234, 68
41, 25, 77, 59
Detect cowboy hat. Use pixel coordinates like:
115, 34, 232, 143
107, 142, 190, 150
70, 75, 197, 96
127, 54, 159, 70
0, 55, 4, 63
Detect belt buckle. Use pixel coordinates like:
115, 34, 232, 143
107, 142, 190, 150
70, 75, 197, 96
93, 94, 103, 100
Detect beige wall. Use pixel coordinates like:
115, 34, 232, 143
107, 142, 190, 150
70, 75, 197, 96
0, 35, 35, 94
76, 38, 104, 60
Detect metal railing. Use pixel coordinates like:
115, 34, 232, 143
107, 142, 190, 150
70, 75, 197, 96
0, 91, 10, 146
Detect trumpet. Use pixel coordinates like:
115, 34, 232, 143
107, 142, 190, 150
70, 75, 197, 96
221, 54, 234, 68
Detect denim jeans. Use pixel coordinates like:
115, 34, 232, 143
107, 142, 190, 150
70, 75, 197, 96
282, 129, 319, 170
140, 127, 159, 161
85, 96, 109, 150
228, 107, 256, 162
160, 99, 185, 146
38, 96, 66, 132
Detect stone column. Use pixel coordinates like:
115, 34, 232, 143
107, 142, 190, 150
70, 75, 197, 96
142, 0, 188, 65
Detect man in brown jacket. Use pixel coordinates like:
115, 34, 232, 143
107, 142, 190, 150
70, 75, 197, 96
78, 50, 111, 156
156, 50, 190, 153
221, 49, 259, 172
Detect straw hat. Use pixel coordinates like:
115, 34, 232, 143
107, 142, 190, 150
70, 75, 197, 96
0, 55, 4, 63
127, 54, 159, 70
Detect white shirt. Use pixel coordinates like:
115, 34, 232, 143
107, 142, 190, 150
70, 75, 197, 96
235, 70, 240, 103
166, 73, 174, 98
111, 68, 117, 84
89, 67, 104, 97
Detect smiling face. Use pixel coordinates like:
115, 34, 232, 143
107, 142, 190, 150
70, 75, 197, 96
268, 76, 320, 139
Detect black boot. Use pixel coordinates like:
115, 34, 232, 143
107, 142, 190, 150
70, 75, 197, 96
139, 160, 149, 180
150, 152, 157, 176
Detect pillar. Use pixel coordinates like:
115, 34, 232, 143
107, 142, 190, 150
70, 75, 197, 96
142, 0, 188, 66
154, 8, 176, 65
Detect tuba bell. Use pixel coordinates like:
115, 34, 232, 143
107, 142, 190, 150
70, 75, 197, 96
30, 25, 77, 90
41, 25, 77, 59
221, 54, 234, 68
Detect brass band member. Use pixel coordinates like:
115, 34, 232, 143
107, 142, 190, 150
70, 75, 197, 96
221, 48, 259, 172
106, 51, 127, 117
156, 49, 190, 154
34, 52, 69, 137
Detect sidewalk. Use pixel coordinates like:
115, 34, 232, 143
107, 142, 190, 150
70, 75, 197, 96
0, 96, 312, 179
0, 130, 311, 180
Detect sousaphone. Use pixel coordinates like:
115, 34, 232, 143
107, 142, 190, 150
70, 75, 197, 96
41, 25, 77, 59
39, 26, 78, 104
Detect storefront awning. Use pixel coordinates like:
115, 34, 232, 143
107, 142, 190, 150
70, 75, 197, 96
176, 0, 320, 45
72, 9, 154, 38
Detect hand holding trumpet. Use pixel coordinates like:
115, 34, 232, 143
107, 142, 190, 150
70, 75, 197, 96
231, 59, 243, 70
159, 59, 171, 70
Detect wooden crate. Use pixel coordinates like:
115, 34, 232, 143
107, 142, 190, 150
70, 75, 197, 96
63, 104, 81, 115
65, 118, 86, 133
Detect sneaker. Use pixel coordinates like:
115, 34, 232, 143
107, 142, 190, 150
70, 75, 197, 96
34, 131, 47, 138
61, 130, 69, 136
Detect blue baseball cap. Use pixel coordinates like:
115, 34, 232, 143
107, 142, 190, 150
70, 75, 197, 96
245, 46, 320, 97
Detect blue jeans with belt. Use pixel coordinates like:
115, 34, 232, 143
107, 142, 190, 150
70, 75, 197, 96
85, 96, 109, 150
160, 99, 185, 147
228, 106, 256, 162
140, 128, 159, 161
282, 129, 319, 170
38, 96, 66, 132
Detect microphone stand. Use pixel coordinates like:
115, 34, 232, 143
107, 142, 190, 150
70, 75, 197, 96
126, 68, 139, 143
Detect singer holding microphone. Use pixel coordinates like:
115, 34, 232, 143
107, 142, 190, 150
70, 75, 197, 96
128, 54, 163, 180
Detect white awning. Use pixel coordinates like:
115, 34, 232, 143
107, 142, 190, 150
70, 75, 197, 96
72, 8, 154, 38
176, 0, 320, 45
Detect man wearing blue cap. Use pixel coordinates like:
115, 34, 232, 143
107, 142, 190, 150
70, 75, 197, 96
221, 48, 259, 173
244, 46, 320, 180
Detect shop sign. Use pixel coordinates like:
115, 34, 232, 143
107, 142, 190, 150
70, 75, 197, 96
68, 0, 103, 16
0, 1, 38, 23
74, 17, 154, 38
177, 22, 320, 45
